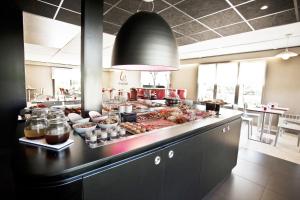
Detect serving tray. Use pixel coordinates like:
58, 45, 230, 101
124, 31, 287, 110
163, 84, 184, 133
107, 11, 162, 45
19, 137, 74, 151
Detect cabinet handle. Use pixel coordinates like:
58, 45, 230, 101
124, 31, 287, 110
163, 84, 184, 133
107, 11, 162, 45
227, 125, 230, 132
168, 150, 174, 159
154, 156, 161, 165
222, 127, 227, 133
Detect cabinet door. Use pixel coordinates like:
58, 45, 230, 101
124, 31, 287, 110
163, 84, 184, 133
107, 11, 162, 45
200, 119, 241, 197
200, 125, 226, 196
163, 134, 203, 200
224, 119, 242, 170
83, 150, 163, 200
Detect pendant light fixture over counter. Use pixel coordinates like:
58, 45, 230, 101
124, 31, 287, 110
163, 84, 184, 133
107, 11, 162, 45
275, 34, 298, 60
111, 0, 179, 71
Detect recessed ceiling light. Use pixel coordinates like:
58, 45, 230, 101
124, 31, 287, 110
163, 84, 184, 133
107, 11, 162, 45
260, 5, 268, 10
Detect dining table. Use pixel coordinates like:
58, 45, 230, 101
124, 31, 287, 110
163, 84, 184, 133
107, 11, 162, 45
246, 106, 289, 143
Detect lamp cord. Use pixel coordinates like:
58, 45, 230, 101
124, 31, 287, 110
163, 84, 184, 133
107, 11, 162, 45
137, 0, 155, 12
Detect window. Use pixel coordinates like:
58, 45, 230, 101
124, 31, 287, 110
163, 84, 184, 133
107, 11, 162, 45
238, 60, 266, 107
216, 62, 238, 104
52, 67, 81, 98
141, 72, 170, 88
197, 64, 216, 100
197, 59, 266, 106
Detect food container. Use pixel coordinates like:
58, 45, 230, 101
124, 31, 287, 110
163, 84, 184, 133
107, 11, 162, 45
119, 105, 125, 113
205, 103, 220, 115
47, 108, 65, 120
32, 108, 49, 117
73, 122, 97, 134
24, 115, 47, 139
98, 115, 119, 129
45, 118, 71, 144
165, 98, 180, 107
120, 112, 137, 122
125, 104, 132, 113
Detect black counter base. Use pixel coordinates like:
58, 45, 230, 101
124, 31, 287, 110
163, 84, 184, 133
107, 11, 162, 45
15, 117, 241, 200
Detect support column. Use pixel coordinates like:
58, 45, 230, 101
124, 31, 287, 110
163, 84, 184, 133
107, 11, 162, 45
81, 0, 103, 114
0, 0, 26, 197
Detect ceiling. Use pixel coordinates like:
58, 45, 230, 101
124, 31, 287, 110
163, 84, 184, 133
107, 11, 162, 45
18, 0, 300, 46
23, 12, 115, 66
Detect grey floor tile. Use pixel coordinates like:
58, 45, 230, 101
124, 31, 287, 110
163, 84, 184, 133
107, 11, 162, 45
218, 174, 264, 200
260, 189, 288, 200
266, 172, 300, 200
271, 158, 300, 178
232, 159, 272, 186
238, 148, 277, 168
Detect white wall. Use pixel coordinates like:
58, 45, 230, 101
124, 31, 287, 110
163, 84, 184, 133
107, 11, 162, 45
171, 64, 198, 100
263, 56, 300, 114
25, 64, 53, 96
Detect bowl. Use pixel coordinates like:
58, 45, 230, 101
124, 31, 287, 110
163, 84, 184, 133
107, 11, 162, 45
91, 115, 108, 123
73, 122, 97, 134
98, 122, 118, 129
68, 113, 83, 123
74, 118, 90, 124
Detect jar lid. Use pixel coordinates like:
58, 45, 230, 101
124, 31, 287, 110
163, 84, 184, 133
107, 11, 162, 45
48, 118, 66, 124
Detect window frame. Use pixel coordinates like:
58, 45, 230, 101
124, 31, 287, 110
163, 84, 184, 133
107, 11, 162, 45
197, 60, 266, 107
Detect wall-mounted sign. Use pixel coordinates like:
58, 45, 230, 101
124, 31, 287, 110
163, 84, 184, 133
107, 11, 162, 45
119, 71, 128, 85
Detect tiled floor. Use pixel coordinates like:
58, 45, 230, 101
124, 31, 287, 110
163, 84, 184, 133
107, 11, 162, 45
203, 147, 300, 200
239, 123, 300, 164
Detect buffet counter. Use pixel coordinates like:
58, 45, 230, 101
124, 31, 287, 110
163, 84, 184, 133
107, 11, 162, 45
13, 108, 242, 200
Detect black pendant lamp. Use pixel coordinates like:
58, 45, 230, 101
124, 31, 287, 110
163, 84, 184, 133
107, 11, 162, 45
111, 2, 179, 71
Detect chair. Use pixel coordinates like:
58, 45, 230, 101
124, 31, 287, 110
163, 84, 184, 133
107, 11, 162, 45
241, 115, 253, 139
274, 115, 300, 149
232, 104, 253, 139
243, 103, 261, 130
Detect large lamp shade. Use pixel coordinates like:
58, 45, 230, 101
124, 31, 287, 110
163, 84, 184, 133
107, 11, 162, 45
111, 11, 179, 71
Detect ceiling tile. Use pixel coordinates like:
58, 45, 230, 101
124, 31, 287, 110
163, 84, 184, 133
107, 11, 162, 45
172, 31, 183, 38
20, 0, 57, 19
116, 0, 140, 13
236, 0, 295, 20
117, 0, 168, 13
42, 0, 61, 6
104, 3, 112, 13
173, 21, 208, 35
159, 7, 193, 27
23, 12, 80, 49
56, 9, 81, 26
198, 9, 243, 29
176, 36, 197, 46
104, 0, 120, 5
61, 1, 111, 14
175, 0, 230, 19
249, 10, 297, 30
215, 22, 252, 36
228, 0, 251, 6
104, 22, 120, 34
61, 0, 81, 13
164, 0, 182, 5
104, 7, 131, 26
191, 31, 220, 41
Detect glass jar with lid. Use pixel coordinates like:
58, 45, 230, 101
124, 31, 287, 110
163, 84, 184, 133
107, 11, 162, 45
24, 115, 48, 139
47, 108, 66, 120
45, 118, 71, 144
32, 108, 49, 118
